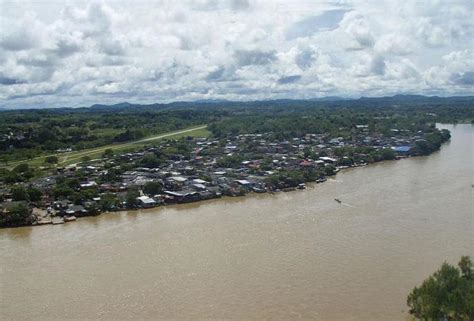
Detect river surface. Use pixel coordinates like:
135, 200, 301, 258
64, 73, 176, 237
1, 124, 473, 321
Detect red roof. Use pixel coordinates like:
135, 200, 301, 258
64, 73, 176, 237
299, 160, 312, 166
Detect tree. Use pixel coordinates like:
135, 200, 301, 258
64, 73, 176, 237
99, 193, 120, 211
0, 203, 31, 227
381, 148, 396, 160
103, 149, 114, 158
125, 188, 140, 207
407, 256, 474, 321
324, 164, 336, 176
0, 169, 20, 184
11, 186, 29, 201
13, 163, 29, 173
143, 181, 163, 195
139, 154, 160, 168
45, 156, 59, 164
81, 156, 91, 163
459, 256, 473, 280
54, 185, 73, 199
217, 155, 244, 168
27, 187, 43, 202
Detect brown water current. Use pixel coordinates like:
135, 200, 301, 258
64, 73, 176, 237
1, 124, 473, 321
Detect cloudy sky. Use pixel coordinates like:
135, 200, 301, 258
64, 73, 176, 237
0, 0, 473, 108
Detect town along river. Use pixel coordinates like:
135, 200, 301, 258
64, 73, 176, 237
1, 124, 473, 321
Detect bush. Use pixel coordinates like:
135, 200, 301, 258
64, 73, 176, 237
99, 193, 120, 211
0, 203, 32, 227
103, 149, 114, 158
381, 148, 396, 160
11, 186, 29, 201
45, 156, 59, 164
143, 181, 163, 195
125, 188, 140, 207
325, 165, 336, 176
13, 163, 29, 173
27, 187, 43, 202
139, 154, 161, 168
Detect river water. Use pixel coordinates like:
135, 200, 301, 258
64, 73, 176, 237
1, 124, 473, 321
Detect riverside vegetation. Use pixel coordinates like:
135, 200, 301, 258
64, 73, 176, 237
407, 256, 474, 321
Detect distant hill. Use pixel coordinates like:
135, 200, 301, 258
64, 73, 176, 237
90, 102, 133, 109
2, 95, 473, 111
87, 95, 474, 111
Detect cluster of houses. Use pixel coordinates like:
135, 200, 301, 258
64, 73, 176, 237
1, 125, 427, 227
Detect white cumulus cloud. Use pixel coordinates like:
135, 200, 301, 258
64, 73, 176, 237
0, 0, 472, 108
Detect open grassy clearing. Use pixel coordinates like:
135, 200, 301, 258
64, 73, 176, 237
1, 125, 209, 168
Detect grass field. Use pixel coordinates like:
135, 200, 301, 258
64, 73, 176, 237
1, 125, 210, 168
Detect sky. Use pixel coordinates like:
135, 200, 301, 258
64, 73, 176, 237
0, 0, 473, 108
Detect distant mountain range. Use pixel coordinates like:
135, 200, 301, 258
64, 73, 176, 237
1, 95, 473, 111
86, 95, 474, 111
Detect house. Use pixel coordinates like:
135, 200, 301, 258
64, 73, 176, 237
170, 176, 188, 184
235, 180, 253, 190
192, 183, 207, 191
137, 196, 156, 208
299, 160, 313, 167
163, 190, 199, 203
392, 146, 412, 153
65, 205, 89, 216
319, 157, 337, 164
80, 181, 97, 188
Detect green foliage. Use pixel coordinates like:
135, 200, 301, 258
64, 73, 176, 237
381, 148, 396, 160
0, 169, 22, 184
114, 129, 146, 142
125, 188, 140, 207
99, 193, 120, 211
45, 156, 59, 164
54, 185, 73, 199
163, 140, 192, 157
0, 99, 470, 165
27, 187, 43, 202
10, 163, 35, 181
103, 149, 114, 158
325, 165, 336, 176
266, 169, 305, 189
407, 256, 474, 321
98, 167, 122, 183
0, 202, 31, 227
338, 157, 354, 166
13, 163, 29, 173
217, 155, 244, 168
139, 153, 160, 168
459, 256, 473, 280
0, 107, 214, 163
72, 188, 98, 205
143, 181, 163, 195
11, 186, 29, 201
414, 131, 451, 156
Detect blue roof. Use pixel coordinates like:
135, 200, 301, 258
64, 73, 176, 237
392, 146, 412, 152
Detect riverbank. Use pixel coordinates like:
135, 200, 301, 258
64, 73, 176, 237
14, 152, 433, 229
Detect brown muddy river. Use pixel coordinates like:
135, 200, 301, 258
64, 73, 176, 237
1, 124, 473, 321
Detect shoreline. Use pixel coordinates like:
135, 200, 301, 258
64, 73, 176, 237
2, 150, 441, 230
